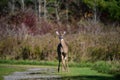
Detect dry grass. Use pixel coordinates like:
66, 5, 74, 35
0, 14, 120, 62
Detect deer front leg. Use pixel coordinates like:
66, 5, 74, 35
58, 59, 61, 72
65, 56, 69, 72
61, 55, 66, 71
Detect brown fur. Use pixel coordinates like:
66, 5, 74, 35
56, 31, 68, 72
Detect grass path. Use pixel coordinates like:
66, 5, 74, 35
0, 64, 117, 80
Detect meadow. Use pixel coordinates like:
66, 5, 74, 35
0, 1, 120, 80
0, 60, 120, 80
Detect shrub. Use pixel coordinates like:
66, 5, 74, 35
92, 61, 111, 73
92, 61, 120, 74
109, 61, 120, 74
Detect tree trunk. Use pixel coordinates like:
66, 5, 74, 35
93, 0, 97, 23
55, 0, 61, 26
11, 0, 15, 13
21, 0, 25, 11
43, 0, 47, 20
35, 0, 38, 16
38, 0, 42, 20
66, 2, 71, 33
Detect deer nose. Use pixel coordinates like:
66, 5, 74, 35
59, 36, 63, 39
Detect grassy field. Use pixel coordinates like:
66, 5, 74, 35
0, 64, 53, 80
60, 67, 115, 80
0, 64, 26, 80
0, 64, 118, 80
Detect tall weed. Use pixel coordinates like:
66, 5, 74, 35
0, 12, 120, 62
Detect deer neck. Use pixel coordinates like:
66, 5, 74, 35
60, 39, 65, 45
60, 39, 68, 53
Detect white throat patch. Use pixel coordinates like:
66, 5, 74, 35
61, 39, 64, 41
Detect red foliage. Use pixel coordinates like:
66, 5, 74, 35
23, 11, 37, 28
7, 10, 38, 35
39, 20, 53, 34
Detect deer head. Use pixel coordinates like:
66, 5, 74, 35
56, 31, 66, 40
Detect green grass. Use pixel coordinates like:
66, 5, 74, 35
0, 64, 55, 80
0, 59, 58, 66
61, 67, 110, 76
59, 67, 117, 80
0, 64, 119, 80
0, 59, 92, 67
0, 60, 120, 80
0, 64, 26, 80
60, 67, 111, 76
0, 60, 120, 74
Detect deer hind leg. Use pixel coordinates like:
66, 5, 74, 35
65, 55, 69, 72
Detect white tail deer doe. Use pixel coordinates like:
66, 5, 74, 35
56, 31, 68, 72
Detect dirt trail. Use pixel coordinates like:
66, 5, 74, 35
4, 68, 61, 80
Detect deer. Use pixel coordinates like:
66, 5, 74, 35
56, 31, 69, 72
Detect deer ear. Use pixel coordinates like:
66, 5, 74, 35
56, 31, 59, 35
63, 31, 66, 35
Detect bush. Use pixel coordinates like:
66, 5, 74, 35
92, 61, 120, 74
109, 61, 120, 74
92, 61, 111, 73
